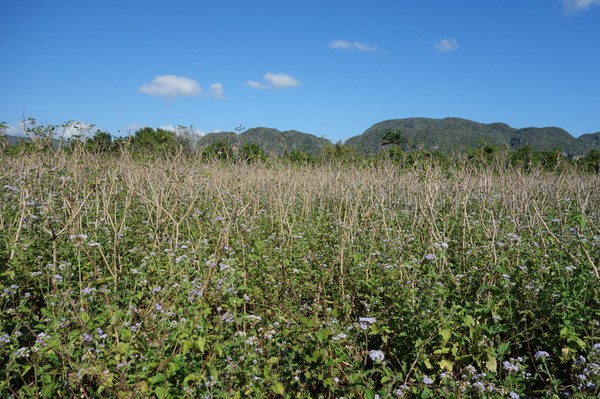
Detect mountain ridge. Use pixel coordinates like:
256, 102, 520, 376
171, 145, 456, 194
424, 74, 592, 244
3, 117, 599, 156
344, 117, 600, 156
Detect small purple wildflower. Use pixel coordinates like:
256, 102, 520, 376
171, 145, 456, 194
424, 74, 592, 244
368, 350, 385, 363
534, 351, 550, 361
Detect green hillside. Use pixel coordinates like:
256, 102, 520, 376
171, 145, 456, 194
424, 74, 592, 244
344, 117, 598, 156
196, 127, 332, 156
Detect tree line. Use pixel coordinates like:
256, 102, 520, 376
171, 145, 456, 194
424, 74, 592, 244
1, 121, 599, 173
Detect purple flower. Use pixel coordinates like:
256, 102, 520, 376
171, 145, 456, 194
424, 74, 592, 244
369, 350, 385, 363
424, 253, 435, 261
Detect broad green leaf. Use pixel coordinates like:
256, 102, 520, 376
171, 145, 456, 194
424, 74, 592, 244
486, 354, 497, 373
462, 315, 475, 327
439, 328, 452, 344
196, 337, 206, 353
155, 386, 167, 399
438, 359, 453, 371
271, 381, 285, 395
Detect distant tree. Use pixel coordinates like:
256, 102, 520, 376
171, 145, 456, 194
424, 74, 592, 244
377, 146, 405, 164
579, 149, 600, 174
535, 149, 568, 171
130, 127, 181, 156
381, 129, 407, 148
201, 139, 234, 160
468, 142, 500, 166
173, 125, 203, 155
510, 146, 536, 171
281, 149, 315, 165
85, 131, 113, 154
238, 142, 267, 163
320, 141, 360, 164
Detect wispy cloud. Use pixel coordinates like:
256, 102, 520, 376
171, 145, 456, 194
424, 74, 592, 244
209, 83, 224, 99
434, 38, 460, 52
563, 0, 600, 12
245, 72, 301, 90
245, 80, 270, 90
139, 75, 201, 98
329, 40, 377, 52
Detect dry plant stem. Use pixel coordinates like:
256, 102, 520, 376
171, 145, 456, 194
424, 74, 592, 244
9, 187, 29, 262
533, 203, 599, 280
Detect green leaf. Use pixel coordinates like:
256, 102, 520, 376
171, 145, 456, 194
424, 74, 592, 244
150, 373, 166, 386
182, 339, 192, 356
196, 337, 206, 353
155, 386, 167, 399
486, 354, 497, 372
462, 315, 475, 327
424, 357, 432, 369
183, 373, 199, 386
41, 381, 58, 398
268, 356, 279, 364
497, 342, 510, 357
438, 359, 453, 371
439, 328, 452, 343
271, 381, 285, 395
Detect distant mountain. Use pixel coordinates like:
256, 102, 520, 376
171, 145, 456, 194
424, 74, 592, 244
344, 117, 598, 156
196, 127, 332, 156
4, 134, 31, 146
578, 131, 600, 147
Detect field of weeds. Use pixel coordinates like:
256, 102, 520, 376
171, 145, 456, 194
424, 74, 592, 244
1, 152, 599, 398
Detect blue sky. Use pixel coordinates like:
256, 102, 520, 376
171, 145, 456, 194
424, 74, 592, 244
1, 0, 599, 142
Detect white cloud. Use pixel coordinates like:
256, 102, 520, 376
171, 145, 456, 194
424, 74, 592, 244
329, 40, 377, 52
138, 75, 201, 98
245, 80, 270, 90
246, 72, 301, 90
563, 0, 600, 12
210, 83, 224, 99
434, 38, 460, 52
264, 72, 301, 88
330, 40, 352, 50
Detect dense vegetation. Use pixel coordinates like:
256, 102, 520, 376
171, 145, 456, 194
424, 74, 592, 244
3, 116, 600, 160
0, 128, 599, 398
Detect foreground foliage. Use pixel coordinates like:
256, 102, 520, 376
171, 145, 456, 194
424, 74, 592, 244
0, 152, 599, 398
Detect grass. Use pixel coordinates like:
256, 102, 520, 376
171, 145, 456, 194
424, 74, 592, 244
1, 151, 599, 398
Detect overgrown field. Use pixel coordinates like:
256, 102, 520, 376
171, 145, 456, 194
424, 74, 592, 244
1, 153, 599, 398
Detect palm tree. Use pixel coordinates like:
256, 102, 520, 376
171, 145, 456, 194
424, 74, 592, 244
381, 129, 407, 147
